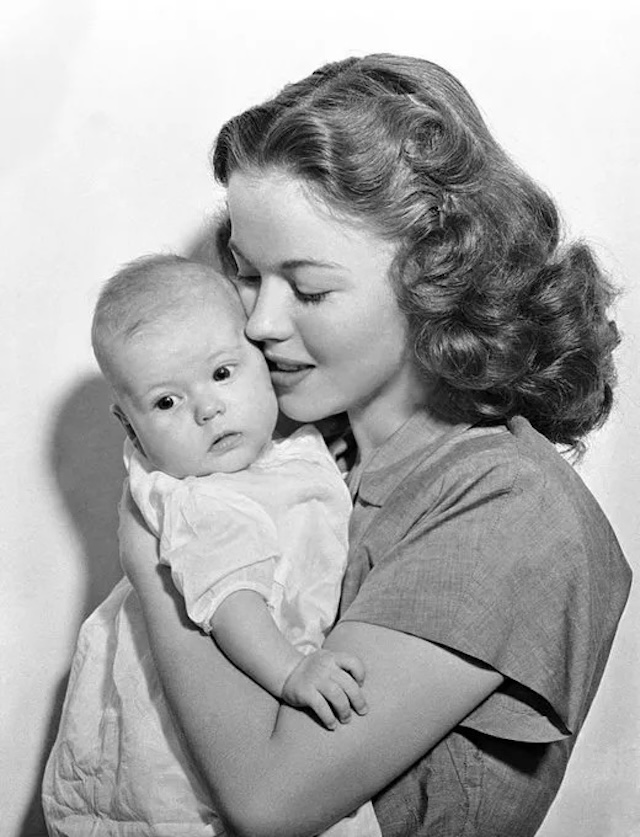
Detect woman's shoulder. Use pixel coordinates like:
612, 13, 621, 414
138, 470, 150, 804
444, 421, 628, 600
483, 417, 622, 554
360, 416, 627, 577
357, 417, 536, 519
399, 416, 604, 516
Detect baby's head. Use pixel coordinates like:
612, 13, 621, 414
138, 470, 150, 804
92, 255, 278, 477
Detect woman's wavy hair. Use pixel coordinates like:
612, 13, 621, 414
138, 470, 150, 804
212, 54, 619, 454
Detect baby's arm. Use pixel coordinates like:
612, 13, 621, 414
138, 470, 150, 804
210, 590, 368, 730
128, 465, 366, 729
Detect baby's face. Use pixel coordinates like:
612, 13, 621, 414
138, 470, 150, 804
110, 292, 279, 477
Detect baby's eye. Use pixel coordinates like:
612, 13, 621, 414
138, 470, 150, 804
155, 395, 176, 411
213, 365, 232, 382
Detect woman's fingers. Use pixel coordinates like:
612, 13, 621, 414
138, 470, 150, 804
117, 480, 146, 532
117, 480, 159, 580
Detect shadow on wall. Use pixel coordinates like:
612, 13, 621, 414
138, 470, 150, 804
50, 374, 127, 611
20, 374, 127, 837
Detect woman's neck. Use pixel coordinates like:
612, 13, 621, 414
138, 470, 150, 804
348, 382, 453, 460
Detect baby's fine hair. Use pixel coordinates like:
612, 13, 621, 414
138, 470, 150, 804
92, 254, 238, 379
213, 54, 620, 453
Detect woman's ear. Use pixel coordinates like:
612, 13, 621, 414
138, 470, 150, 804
111, 404, 145, 455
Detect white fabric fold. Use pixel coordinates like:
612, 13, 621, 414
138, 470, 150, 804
43, 426, 381, 837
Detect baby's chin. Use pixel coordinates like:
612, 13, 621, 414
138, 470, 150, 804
161, 443, 270, 479
141, 453, 213, 479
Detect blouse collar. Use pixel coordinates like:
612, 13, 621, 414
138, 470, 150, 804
349, 411, 472, 506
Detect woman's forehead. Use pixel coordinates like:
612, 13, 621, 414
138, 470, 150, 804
227, 170, 389, 269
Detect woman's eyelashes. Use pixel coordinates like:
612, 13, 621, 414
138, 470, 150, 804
293, 287, 330, 304
234, 271, 329, 305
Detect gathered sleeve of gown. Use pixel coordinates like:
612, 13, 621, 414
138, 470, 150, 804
124, 440, 282, 632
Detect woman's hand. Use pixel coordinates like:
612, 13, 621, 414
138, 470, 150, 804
117, 480, 159, 583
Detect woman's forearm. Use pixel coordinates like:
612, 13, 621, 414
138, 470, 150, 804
131, 562, 284, 824
121, 485, 503, 836
133, 563, 371, 836
130, 556, 504, 837
120, 486, 298, 827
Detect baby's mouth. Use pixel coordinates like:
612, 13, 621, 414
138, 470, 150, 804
209, 432, 241, 452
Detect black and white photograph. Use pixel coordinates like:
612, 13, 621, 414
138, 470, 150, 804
2, 1, 638, 835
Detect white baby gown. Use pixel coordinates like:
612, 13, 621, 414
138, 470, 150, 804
43, 426, 381, 837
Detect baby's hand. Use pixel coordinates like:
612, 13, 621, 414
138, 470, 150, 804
280, 649, 368, 730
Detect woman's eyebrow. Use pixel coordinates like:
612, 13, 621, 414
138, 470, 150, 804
281, 258, 342, 270
229, 240, 342, 272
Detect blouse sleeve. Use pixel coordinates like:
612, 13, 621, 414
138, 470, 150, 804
340, 444, 631, 743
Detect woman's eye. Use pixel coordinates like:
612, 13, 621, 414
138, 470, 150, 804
155, 396, 176, 411
294, 288, 330, 305
213, 365, 232, 382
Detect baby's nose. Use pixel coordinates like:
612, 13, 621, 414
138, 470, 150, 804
195, 397, 224, 425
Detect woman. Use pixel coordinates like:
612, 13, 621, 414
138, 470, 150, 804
121, 54, 632, 836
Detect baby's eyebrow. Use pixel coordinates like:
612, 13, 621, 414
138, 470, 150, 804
139, 383, 174, 402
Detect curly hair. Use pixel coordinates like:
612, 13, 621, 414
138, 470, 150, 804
212, 54, 619, 452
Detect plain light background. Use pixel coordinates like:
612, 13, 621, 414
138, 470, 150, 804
1, 1, 638, 835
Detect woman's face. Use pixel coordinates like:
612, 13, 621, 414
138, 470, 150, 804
226, 169, 428, 450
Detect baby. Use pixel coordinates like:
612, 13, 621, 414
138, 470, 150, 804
42, 255, 381, 837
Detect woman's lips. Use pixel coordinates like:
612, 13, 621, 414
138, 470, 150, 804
267, 362, 313, 389
266, 357, 314, 388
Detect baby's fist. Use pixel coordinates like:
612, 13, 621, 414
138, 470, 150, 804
281, 649, 367, 730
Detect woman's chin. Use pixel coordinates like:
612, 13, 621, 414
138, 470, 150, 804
277, 398, 337, 426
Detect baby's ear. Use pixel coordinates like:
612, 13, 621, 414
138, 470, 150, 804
111, 404, 145, 455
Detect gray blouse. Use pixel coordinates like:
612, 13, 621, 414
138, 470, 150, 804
339, 413, 631, 837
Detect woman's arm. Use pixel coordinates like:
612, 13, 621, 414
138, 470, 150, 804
121, 489, 504, 837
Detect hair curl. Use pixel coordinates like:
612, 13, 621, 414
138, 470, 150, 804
212, 54, 620, 453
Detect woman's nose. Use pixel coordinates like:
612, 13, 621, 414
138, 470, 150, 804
243, 278, 293, 343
